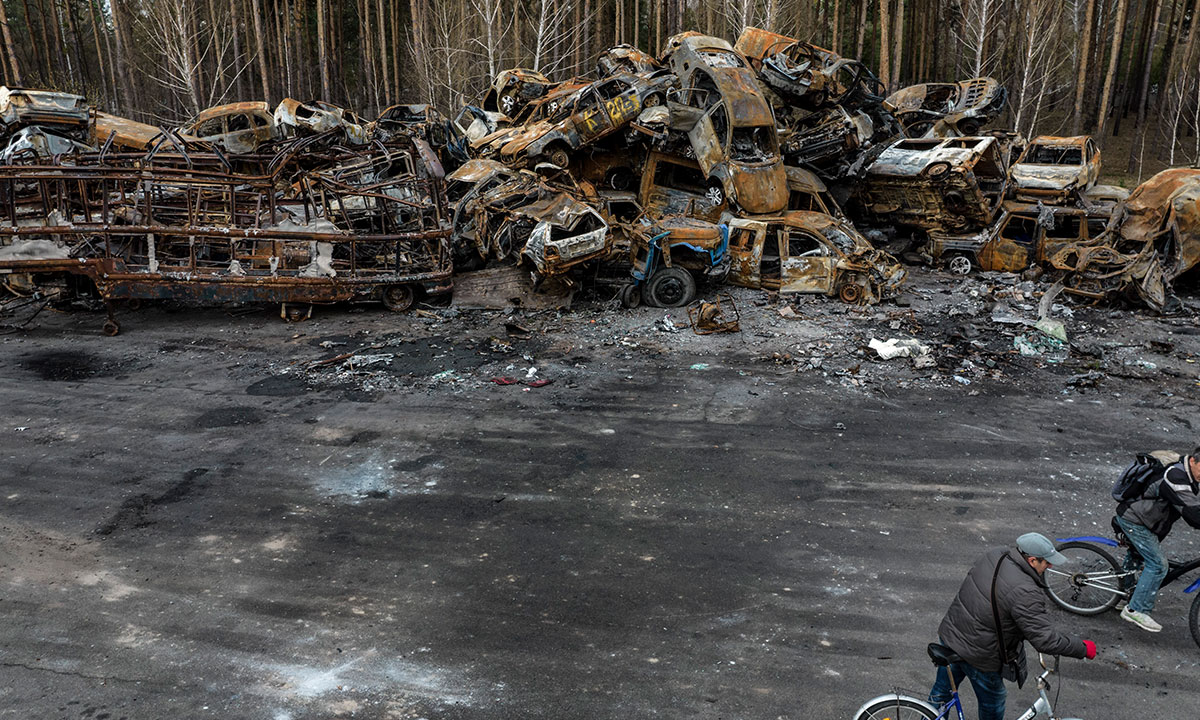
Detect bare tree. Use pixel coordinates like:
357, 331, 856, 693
1011, 0, 1066, 137
954, 0, 1004, 79
529, 0, 577, 75
142, 0, 242, 118
1095, 0, 1130, 141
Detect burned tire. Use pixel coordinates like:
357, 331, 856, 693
546, 145, 571, 168
643, 92, 664, 108
619, 283, 642, 309
646, 267, 696, 308
382, 284, 416, 312
922, 161, 951, 180
958, 119, 982, 136
946, 254, 974, 276
606, 167, 634, 191
102, 319, 120, 336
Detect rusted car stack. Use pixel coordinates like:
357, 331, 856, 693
2, 26, 1196, 332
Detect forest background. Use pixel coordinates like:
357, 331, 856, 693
0, 0, 1195, 184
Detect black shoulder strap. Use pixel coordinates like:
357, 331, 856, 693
990, 554, 1011, 668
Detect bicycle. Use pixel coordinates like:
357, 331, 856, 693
1044, 515, 1200, 647
852, 643, 1082, 720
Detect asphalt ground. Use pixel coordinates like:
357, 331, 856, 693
2, 301, 1199, 720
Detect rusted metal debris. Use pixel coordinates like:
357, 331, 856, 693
688, 293, 740, 334
5, 24, 1199, 326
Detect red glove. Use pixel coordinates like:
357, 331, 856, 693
1083, 640, 1097, 660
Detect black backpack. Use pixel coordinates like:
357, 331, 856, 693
1111, 453, 1171, 505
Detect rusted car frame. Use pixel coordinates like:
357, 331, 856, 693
179, 101, 279, 154
929, 201, 1112, 274
664, 33, 788, 214
1052, 168, 1200, 311
1009, 135, 1101, 204
638, 151, 727, 223
725, 210, 905, 303
497, 73, 673, 167
853, 136, 1009, 232
275, 99, 370, 145
0, 87, 90, 137
0, 141, 451, 332
885, 78, 1007, 138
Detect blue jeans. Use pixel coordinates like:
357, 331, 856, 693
1117, 515, 1168, 613
929, 659, 1006, 720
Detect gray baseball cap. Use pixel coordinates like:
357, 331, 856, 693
1017, 532, 1068, 565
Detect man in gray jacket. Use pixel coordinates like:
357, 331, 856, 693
928, 533, 1095, 720
1117, 448, 1200, 632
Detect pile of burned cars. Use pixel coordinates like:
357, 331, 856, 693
5, 23, 1198, 328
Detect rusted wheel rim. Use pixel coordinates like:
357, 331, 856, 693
838, 283, 864, 304
948, 255, 972, 275
382, 285, 415, 312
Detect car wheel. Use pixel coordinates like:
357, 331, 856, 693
646, 267, 696, 308
499, 93, 517, 116
382, 284, 416, 312
838, 281, 865, 304
619, 283, 642, 309
704, 181, 725, 207
947, 254, 973, 275
922, 161, 951, 180
643, 92, 663, 108
547, 146, 570, 168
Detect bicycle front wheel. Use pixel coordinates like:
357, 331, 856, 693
1044, 541, 1124, 615
1189, 590, 1200, 650
853, 694, 938, 720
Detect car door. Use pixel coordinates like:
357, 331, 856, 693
687, 102, 728, 177
979, 213, 1037, 272
575, 89, 614, 144
725, 218, 767, 288
596, 79, 641, 132
779, 227, 834, 294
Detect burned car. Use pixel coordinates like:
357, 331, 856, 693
1052, 168, 1200, 311
638, 151, 727, 223
2, 126, 92, 163
0, 87, 90, 138
732, 27, 898, 181
885, 78, 1007, 138
375, 104, 468, 169
275, 99, 370, 144
663, 34, 787, 214
482, 68, 556, 118
597, 44, 662, 76
179, 102, 278, 153
92, 111, 162, 151
929, 201, 1112, 274
726, 210, 905, 303
1009, 135, 1101, 204
852, 136, 1009, 232
784, 165, 846, 218
496, 73, 674, 167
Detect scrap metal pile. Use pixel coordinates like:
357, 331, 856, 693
2, 27, 1197, 333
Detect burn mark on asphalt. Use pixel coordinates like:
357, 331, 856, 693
194, 406, 265, 428
95, 468, 210, 535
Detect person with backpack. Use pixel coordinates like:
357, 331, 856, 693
1116, 447, 1200, 632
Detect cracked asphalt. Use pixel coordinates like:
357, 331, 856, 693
2, 282, 1199, 719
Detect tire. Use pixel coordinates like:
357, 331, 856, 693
619, 283, 642, 309
382, 284, 416, 312
546, 146, 570, 168
853, 694, 938, 720
646, 267, 696, 308
1044, 541, 1125, 615
1189, 591, 1200, 651
922, 161, 951, 180
643, 92, 663, 108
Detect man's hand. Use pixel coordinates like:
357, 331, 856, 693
1083, 640, 1097, 660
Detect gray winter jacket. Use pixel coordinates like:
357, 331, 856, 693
1120, 458, 1200, 540
938, 547, 1086, 675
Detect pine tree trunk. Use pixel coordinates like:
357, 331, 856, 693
878, 0, 891, 93
317, 0, 330, 100
891, 0, 905, 88
1128, 0, 1165, 173
856, 0, 868, 62
1096, 0, 1130, 142
110, 0, 135, 113
19, 0, 43, 81
250, 0, 271, 101
229, 0, 246, 100
1071, 0, 1096, 135
0, 0, 22, 86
